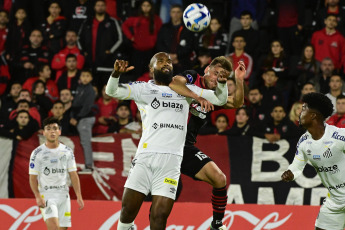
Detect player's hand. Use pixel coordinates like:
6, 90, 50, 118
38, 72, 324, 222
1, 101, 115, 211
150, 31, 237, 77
281, 170, 294, 182
36, 196, 45, 208
234, 61, 246, 81
217, 69, 230, 84
111, 60, 135, 78
77, 197, 84, 210
196, 96, 214, 112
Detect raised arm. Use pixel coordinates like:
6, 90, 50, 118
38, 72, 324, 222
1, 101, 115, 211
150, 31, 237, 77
223, 61, 246, 109
169, 76, 214, 112
105, 60, 136, 100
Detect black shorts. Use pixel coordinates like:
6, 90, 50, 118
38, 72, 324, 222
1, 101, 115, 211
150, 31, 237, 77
181, 145, 213, 180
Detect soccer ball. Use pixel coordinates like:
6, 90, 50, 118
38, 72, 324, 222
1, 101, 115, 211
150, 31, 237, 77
183, 3, 211, 32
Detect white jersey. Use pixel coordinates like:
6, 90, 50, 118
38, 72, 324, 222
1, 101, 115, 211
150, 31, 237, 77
105, 77, 227, 156
29, 143, 77, 194
288, 124, 345, 204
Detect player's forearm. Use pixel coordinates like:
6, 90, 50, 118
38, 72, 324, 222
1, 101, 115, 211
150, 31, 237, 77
214, 82, 228, 106
70, 172, 82, 198
287, 157, 307, 180
105, 76, 129, 99
29, 175, 40, 198
232, 79, 245, 108
169, 76, 198, 100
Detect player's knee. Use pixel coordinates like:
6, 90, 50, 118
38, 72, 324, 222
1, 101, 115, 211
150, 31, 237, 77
120, 206, 135, 223
150, 210, 169, 224
213, 171, 226, 188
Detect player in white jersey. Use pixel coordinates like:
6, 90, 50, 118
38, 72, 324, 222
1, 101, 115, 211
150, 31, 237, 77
105, 52, 228, 230
29, 117, 84, 229
281, 92, 345, 230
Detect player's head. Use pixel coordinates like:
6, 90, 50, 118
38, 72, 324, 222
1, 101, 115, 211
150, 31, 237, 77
204, 56, 232, 90
43, 117, 61, 142
300, 93, 334, 127
149, 52, 173, 85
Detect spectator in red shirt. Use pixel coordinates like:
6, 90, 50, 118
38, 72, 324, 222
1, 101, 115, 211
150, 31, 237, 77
228, 35, 253, 86
327, 94, 345, 128
315, 0, 345, 36
122, 0, 162, 80
9, 99, 41, 127
311, 14, 345, 71
39, 1, 67, 54
93, 84, 118, 134
22, 64, 59, 101
0, 10, 8, 54
57, 54, 81, 94
51, 30, 85, 81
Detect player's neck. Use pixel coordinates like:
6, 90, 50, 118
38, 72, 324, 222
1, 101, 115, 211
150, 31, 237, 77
45, 141, 59, 149
307, 123, 325, 140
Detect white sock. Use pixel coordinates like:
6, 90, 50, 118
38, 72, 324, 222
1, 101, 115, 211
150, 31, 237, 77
117, 220, 134, 230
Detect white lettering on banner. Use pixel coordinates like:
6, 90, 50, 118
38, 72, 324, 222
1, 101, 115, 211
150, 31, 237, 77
0, 205, 42, 230
251, 138, 290, 182
310, 188, 328, 206
227, 184, 244, 204
121, 138, 137, 177
258, 187, 275, 204
285, 188, 304, 205
99, 210, 292, 229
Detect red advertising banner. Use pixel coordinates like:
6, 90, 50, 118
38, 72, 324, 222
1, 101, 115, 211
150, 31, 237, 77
0, 199, 320, 229
12, 134, 230, 202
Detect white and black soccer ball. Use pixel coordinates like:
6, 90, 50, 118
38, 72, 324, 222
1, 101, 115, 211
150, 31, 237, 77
183, 3, 211, 32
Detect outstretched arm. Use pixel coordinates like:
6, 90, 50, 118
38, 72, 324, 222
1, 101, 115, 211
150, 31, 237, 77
224, 61, 246, 109
169, 76, 214, 112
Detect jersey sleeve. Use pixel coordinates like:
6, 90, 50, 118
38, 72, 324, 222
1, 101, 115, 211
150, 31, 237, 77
186, 82, 228, 106
178, 70, 198, 84
29, 149, 41, 175
287, 135, 308, 179
67, 150, 77, 172
105, 76, 144, 102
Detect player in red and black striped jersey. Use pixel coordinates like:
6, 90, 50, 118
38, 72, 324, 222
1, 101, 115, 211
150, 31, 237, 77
169, 57, 246, 230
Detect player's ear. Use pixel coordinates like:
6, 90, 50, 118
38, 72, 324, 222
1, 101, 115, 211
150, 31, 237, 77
204, 65, 210, 74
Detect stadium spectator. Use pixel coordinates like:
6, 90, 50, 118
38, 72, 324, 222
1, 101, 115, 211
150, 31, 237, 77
159, 0, 182, 24
315, 0, 345, 36
9, 99, 41, 127
311, 14, 345, 71
78, 0, 123, 86
256, 105, 302, 143
108, 102, 132, 133
5, 8, 31, 62
259, 69, 283, 112
156, 4, 196, 74
229, 10, 261, 61
122, 0, 162, 80
200, 113, 230, 135
22, 64, 59, 101
59, 88, 78, 135
192, 49, 211, 75
327, 94, 345, 127
50, 100, 74, 136
198, 17, 227, 59
247, 86, 267, 123
93, 84, 118, 135
39, 1, 67, 54
0, 82, 21, 123
62, 0, 94, 32
57, 54, 81, 94
289, 101, 303, 126
119, 109, 142, 135
325, 74, 345, 114
70, 70, 96, 172
312, 57, 335, 94
31, 80, 53, 122
220, 107, 254, 136
0, 10, 8, 54
17, 29, 50, 82
227, 35, 253, 85
51, 30, 85, 81
300, 82, 316, 100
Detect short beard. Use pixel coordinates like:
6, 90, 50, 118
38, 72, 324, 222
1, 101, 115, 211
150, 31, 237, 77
154, 69, 173, 85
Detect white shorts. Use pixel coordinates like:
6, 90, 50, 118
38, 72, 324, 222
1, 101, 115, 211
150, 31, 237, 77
315, 198, 345, 230
124, 152, 182, 200
40, 193, 71, 227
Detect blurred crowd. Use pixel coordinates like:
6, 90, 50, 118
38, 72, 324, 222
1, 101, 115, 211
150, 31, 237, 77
1, 0, 345, 155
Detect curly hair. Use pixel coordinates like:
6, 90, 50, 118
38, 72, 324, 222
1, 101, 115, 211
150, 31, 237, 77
302, 93, 334, 119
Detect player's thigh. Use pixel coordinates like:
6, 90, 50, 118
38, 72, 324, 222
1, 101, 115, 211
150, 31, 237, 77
120, 187, 146, 222
41, 196, 59, 225
45, 217, 59, 230
57, 194, 71, 228
195, 161, 226, 187
181, 145, 212, 180
151, 195, 175, 219
315, 202, 345, 230
151, 154, 182, 200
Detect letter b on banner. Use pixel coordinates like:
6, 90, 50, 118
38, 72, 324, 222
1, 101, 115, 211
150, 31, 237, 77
251, 137, 290, 182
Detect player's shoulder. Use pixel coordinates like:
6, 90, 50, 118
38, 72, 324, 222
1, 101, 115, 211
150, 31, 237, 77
296, 132, 310, 149
326, 124, 345, 142
31, 144, 45, 158
59, 143, 73, 153
179, 70, 200, 84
